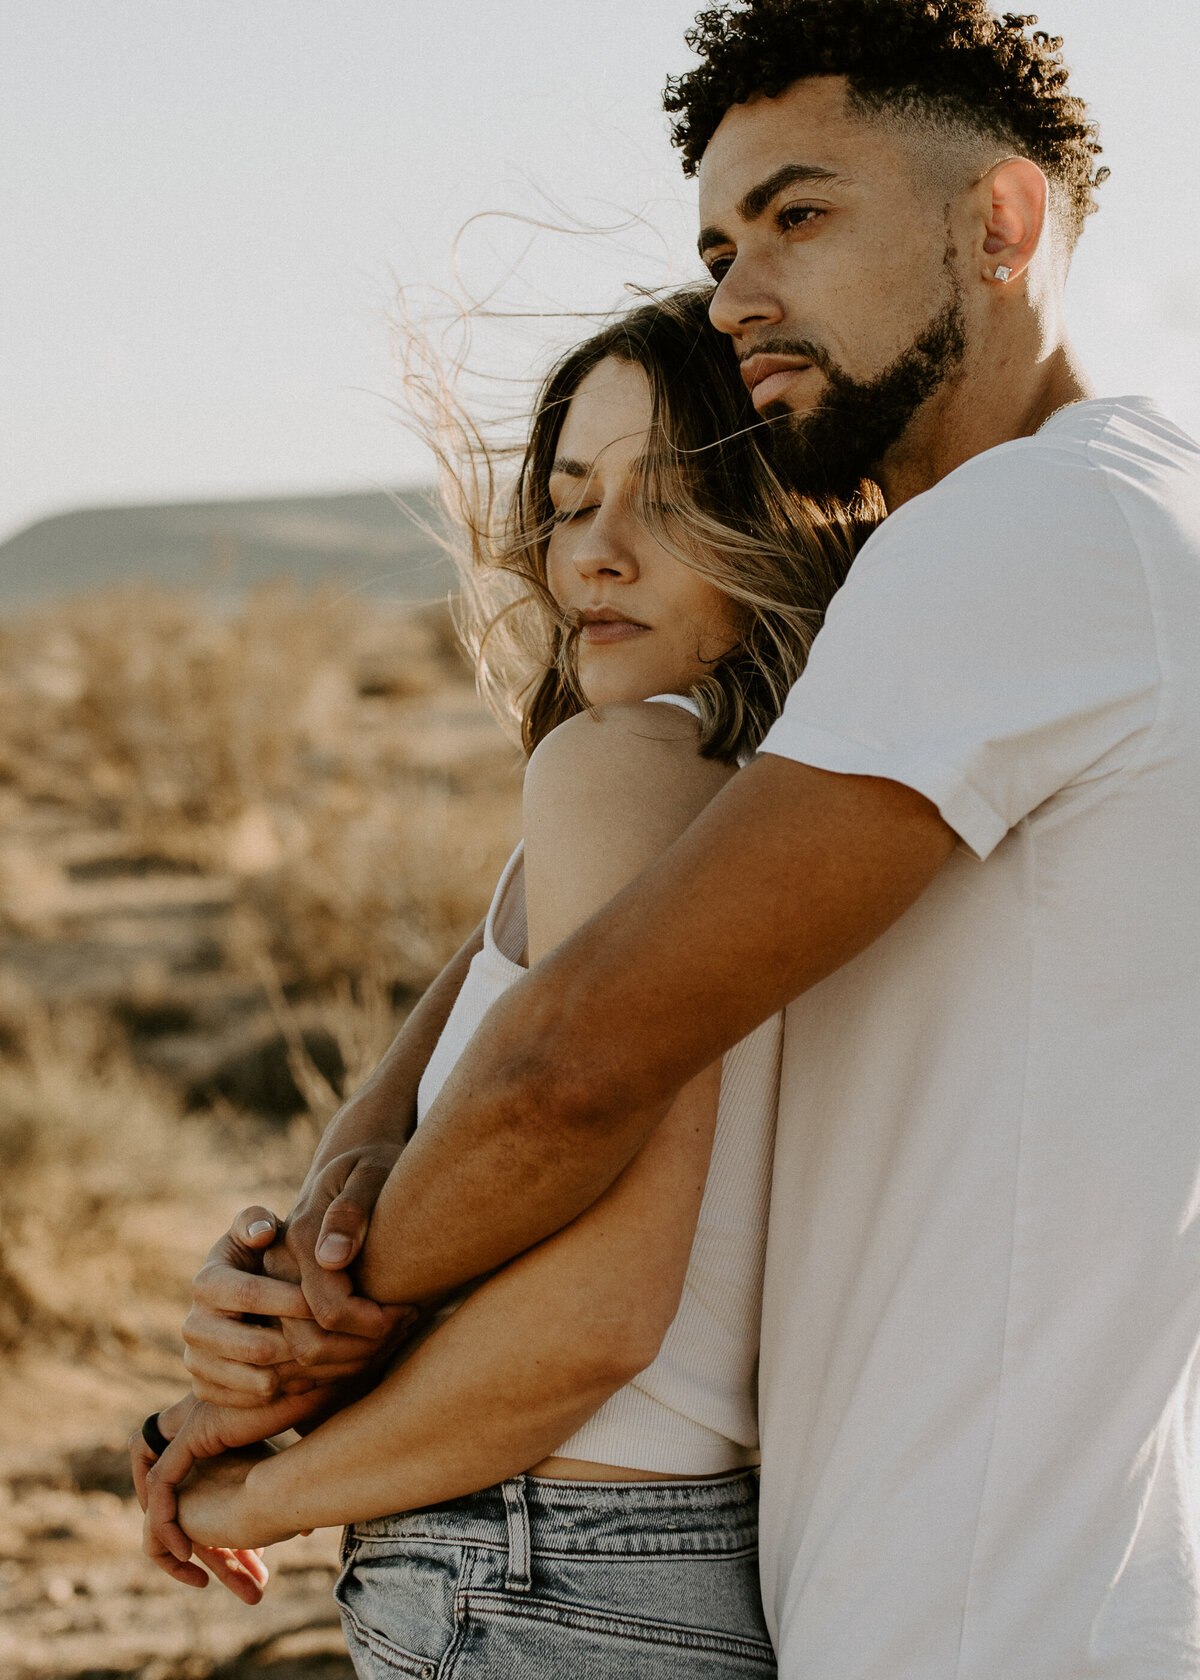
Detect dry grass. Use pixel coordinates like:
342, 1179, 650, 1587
0, 988, 216, 1352
0, 580, 522, 1359
0, 580, 523, 1676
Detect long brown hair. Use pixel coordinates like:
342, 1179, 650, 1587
410, 284, 882, 763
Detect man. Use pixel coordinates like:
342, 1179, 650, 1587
155, 2, 1200, 1672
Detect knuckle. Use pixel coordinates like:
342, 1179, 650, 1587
288, 1205, 317, 1239
311, 1301, 349, 1333
321, 1201, 360, 1232
225, 1274, 258, 1314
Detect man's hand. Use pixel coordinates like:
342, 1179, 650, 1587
274, 1143, 407, 1328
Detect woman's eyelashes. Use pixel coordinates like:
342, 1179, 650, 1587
551, 504, 597, 526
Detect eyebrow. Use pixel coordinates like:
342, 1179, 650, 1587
697, 162, 842, 259
548, 450, 654, 482
548, 456, 591, 479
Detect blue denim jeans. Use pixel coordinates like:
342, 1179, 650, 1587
335, 1469, 776, 1679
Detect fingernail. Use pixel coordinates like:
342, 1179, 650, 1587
317, 1233, 354, 1265
248, 1220, 275, 1239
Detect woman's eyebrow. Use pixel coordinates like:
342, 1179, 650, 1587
549, 456, 591, 479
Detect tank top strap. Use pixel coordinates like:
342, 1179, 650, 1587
644, 691, 701, 720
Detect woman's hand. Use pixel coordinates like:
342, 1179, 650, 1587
142, 1389, 333, 1588
183, 1179, 413, 1409
174, 1446, 293, 1552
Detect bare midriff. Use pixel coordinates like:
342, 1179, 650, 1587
529, 1455, 732, 1482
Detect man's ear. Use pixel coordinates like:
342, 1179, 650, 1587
975, 156, 1049, 285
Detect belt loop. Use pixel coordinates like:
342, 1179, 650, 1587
501, 1476, 532, 1592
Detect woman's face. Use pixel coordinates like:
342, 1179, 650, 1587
545, 357, 742, 706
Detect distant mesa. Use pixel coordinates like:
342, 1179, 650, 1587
0, 486, 458, 606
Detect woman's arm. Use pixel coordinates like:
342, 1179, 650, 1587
359, 702, 734, 1303
163, 703, 737, 1550
173, 1056, 723, 1548
179, 920, 486, 1406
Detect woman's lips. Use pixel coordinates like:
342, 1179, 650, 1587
579, 619, 649, 645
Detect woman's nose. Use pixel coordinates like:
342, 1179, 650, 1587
571, 505, 639, 582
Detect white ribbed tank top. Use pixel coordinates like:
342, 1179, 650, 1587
416, 696, 781, 1475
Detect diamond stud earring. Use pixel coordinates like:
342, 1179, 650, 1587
994, 265, 1013, 282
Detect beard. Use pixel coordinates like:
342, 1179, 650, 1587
758, 288, 967, 500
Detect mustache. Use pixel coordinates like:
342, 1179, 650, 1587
738, 336, 838, 379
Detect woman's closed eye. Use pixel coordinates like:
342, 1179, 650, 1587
552, 505, 598, 525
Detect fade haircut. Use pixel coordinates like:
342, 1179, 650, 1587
664, 0, 1108, 242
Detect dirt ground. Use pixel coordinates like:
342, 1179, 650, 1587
0, 1202, 357, 1680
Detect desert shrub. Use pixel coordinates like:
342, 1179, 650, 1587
0, 993, 218, 1352
0, 581, 522, 1354
0, 581, 446, 852
0, 583, 521, 995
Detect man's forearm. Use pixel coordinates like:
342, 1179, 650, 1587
354, 761, 955, 1306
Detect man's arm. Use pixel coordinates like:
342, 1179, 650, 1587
358, 754, 956, 1305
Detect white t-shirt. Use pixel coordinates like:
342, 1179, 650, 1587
757, 398, 1200, 1678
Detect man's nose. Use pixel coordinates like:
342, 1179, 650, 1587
707, 258, 784, 339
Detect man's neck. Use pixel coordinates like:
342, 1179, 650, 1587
877, 338, 1095, 510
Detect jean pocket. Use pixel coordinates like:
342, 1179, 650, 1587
335, 1536, 466, 1678
461, 1589, 777, 1676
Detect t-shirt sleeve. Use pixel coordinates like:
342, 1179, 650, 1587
759, 442, 1161, 860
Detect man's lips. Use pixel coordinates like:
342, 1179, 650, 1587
576, 609, 649, 645
739, 354, 815, 411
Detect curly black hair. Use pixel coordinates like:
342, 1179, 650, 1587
665, 1, 1108, 238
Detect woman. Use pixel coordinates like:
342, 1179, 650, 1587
142, 287, 879, 1676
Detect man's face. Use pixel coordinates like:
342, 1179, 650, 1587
697, 77, 968, 495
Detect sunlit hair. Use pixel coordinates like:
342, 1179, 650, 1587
408, 284, 882, 764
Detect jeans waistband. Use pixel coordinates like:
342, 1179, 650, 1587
348, 1469, 760, 1571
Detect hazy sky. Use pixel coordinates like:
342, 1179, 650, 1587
3, 0, 1197, 543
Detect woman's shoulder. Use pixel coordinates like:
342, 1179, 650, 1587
524, 700, 733, 815
521, 703, 736, 963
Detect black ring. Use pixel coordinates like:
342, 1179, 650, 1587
141, 1412, 170, 1457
